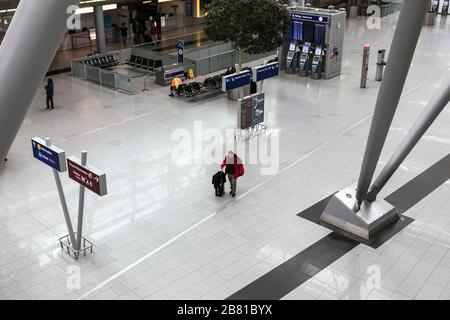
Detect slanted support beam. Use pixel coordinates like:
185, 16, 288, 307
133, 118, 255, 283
354, 0, 429, 208
0, 0, 80, 164
367, 75, 450, 201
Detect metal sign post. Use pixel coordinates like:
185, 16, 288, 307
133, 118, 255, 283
260, 60, 268, 93
41, 138, 77, 249
76, 151, 87, 251
178, 39, 184, 63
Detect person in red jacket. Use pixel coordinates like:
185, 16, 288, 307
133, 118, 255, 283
220, 151, 244, 197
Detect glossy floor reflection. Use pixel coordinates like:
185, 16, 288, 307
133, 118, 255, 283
0, 13, 449, 300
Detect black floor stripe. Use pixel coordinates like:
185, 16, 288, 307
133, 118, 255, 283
227, 154, 450, 300
227, 233, 358, 300
385, 154, 450, 213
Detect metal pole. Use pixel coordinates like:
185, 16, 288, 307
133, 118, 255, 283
355, 0, 429, 207
367, 75, 450, 200
76, 151, 88, 250
45, 138, 77, 248
0, 0, 81, 164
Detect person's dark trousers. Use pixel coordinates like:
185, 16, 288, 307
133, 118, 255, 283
46, 95, 54, 109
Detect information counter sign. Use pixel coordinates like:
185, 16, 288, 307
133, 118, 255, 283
31, 137, 66, 172
164, 67, 185, 80
67, 156, 107, 196
253, 62, 279, 82
222, 70, 252, 92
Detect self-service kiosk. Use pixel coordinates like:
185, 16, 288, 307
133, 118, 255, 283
442, 0, 449, 15
285, 42, 298, 74
298, 43, 312, 77
280, 6, 346, 80
432, 0, 440, 13
311, 46, 324, 80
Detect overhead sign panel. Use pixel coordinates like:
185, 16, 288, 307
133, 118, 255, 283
67, 157, 107, 196
253, 62, 279, 82
31, 137, 67, 172
291, 13, 329, 23
222, 70, 252, 92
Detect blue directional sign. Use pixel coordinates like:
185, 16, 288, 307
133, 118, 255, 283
222, 70, 252, 92
253, 62, 279, 82
32, 137, 67, 172
291, 13, 329, 24
177, 40, 184, 63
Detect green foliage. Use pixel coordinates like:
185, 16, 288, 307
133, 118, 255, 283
205, 0, 291, 54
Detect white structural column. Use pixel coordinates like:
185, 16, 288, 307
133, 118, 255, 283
94, 5, 106, 53
0, 0, 81, 163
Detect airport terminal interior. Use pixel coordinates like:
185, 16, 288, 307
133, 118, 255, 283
0, 0, 450, 302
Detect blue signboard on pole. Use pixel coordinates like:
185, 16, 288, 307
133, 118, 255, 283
177, 40, 184, 63
253, 62, 279, 82
222, 70, 252, 92
32, 137, 67, 172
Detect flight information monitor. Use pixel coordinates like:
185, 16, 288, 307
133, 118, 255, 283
303, 21, 315, 43
293, 21, 303, 41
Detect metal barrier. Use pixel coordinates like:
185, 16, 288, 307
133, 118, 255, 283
193, 49, 277, 76
100, 69, 117, 90
86, 64, 100, 83
71, 50, 141, 95
71, 61, 86, 79
116, 74, 135, 95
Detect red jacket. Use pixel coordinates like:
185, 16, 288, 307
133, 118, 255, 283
221, 154, 244, 179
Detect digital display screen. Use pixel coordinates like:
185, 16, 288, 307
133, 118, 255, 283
293, 21, 303, 41
289, 42, 296, 51
315, 47, 322, 55
302, 46, 310, 54
303, 22, 315, 43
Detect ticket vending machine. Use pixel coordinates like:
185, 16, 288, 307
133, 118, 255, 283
286, 42, 298, 74
432, 0, 440, 13
280, 7, 346, 80
442, 0, 449, 15
298, 43, 312, 77
311, 46, 324, 80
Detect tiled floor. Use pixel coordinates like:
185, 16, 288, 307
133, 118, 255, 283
0, 12, 449, 300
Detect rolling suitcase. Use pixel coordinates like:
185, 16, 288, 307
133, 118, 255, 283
212, 171, 226, 197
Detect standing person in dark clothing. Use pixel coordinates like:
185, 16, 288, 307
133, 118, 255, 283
220, 151, 245, 197
44, 78, 54, 110
120, 23, 128, 46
